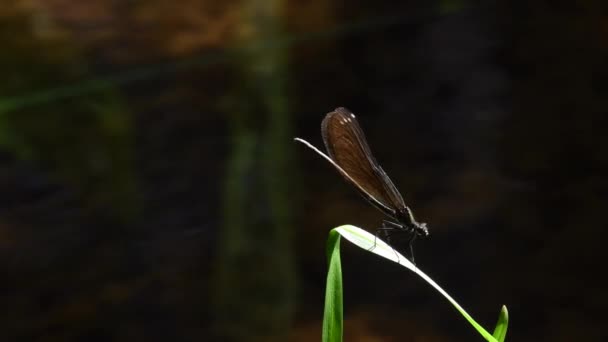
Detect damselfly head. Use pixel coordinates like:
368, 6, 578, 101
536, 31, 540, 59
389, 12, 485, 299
396, 208, 429, 237
417, 222, 429, 237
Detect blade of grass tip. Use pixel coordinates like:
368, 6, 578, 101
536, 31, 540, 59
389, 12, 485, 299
322, 229, 343, 342
492, 305, 509, 342
334, 225, 499, 342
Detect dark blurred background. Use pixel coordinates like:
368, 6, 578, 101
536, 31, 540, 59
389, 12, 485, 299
1, 0, 607, 341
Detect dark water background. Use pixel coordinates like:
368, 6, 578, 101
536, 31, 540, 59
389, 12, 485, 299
1, 1, 606, 341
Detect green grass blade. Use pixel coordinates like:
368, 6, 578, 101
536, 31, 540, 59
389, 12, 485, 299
492, 305, 509, 342
334, 225, 502, 342
322, 229, 343, 342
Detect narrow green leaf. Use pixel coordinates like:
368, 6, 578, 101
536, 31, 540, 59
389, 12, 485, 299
492, 305, 509, 342
334, 225, 501, 342
322, 229, 343, 342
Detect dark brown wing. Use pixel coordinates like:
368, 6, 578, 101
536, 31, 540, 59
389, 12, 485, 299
321, 107, 407, 218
